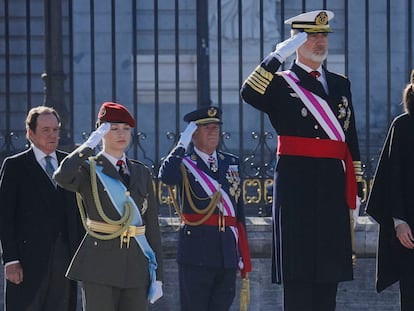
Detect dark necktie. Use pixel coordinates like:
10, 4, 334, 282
45, 155, 55, 178
309, 70, 321, 79
309, 70, 327, 94
116, 160, 130, 186
45, 155, 57, 186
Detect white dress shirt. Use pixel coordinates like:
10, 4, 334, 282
295, 59, 329, 94
101, 151, 130, 175
194, 147, 217, 168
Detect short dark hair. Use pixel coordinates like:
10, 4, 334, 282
25, 106, 61, 138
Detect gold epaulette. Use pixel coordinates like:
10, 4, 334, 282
244, 65, 274, 95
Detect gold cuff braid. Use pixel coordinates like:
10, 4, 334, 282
353, 161, 363, 182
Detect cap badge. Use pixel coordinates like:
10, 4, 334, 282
207, 107, 217, 117
315, 11, 329, 25
98, 107, 107, 117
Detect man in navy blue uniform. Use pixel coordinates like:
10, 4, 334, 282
241, 10, 363, 311
158, 106, 251, 311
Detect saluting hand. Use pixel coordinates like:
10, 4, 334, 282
83, 122, 111, 149
396, 223, 414, 249
177, 121, 198, 151
272, 32, 308, 63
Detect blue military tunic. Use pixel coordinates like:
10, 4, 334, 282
159, 146, 246, 269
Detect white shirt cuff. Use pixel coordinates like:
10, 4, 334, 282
4, 260, 20, 267
393, 218, 407, 228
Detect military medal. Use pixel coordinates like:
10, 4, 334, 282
338, 96, 351, 131
338, 105, 347, 119
226, 165, 241, 202
208, 155, 218, 173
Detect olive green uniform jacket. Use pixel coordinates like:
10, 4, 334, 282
53, 145, 163, 289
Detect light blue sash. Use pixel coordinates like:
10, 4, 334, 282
95, 165, 158, 300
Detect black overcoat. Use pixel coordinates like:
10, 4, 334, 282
366, 113, 414, 292
0, 148, 83, 310
241, 55, 361, 284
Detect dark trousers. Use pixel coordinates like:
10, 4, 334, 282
397, 247, 414, 310
178, 264, 236, 311
82, 282, 148, 311
283, 280, 338, 311
399, 277, 414, 310
5, 235, 77, 311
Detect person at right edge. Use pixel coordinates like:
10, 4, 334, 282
366, 70, 414, 311
240, 10, 364, 311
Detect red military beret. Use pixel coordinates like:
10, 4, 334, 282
97, 102, 136, 128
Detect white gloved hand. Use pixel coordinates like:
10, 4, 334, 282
83, 122, 111, 149
177, 121, 197, 150
352, 196, 361, 229
272, 32, 308, 63
149, 280, 163, 304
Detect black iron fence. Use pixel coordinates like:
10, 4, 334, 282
1, 0, 414, 215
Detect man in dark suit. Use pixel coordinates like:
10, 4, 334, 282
0, 106, 84, 311
158, 106, 251, 311
241, 10, 363, 311
53, 102, 164, 311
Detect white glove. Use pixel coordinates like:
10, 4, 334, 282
272, 32, 308, 62
149, 280, 163, 304
352, 196, 361, 229
177, 121, 197, 150
83, 122, 111, 149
